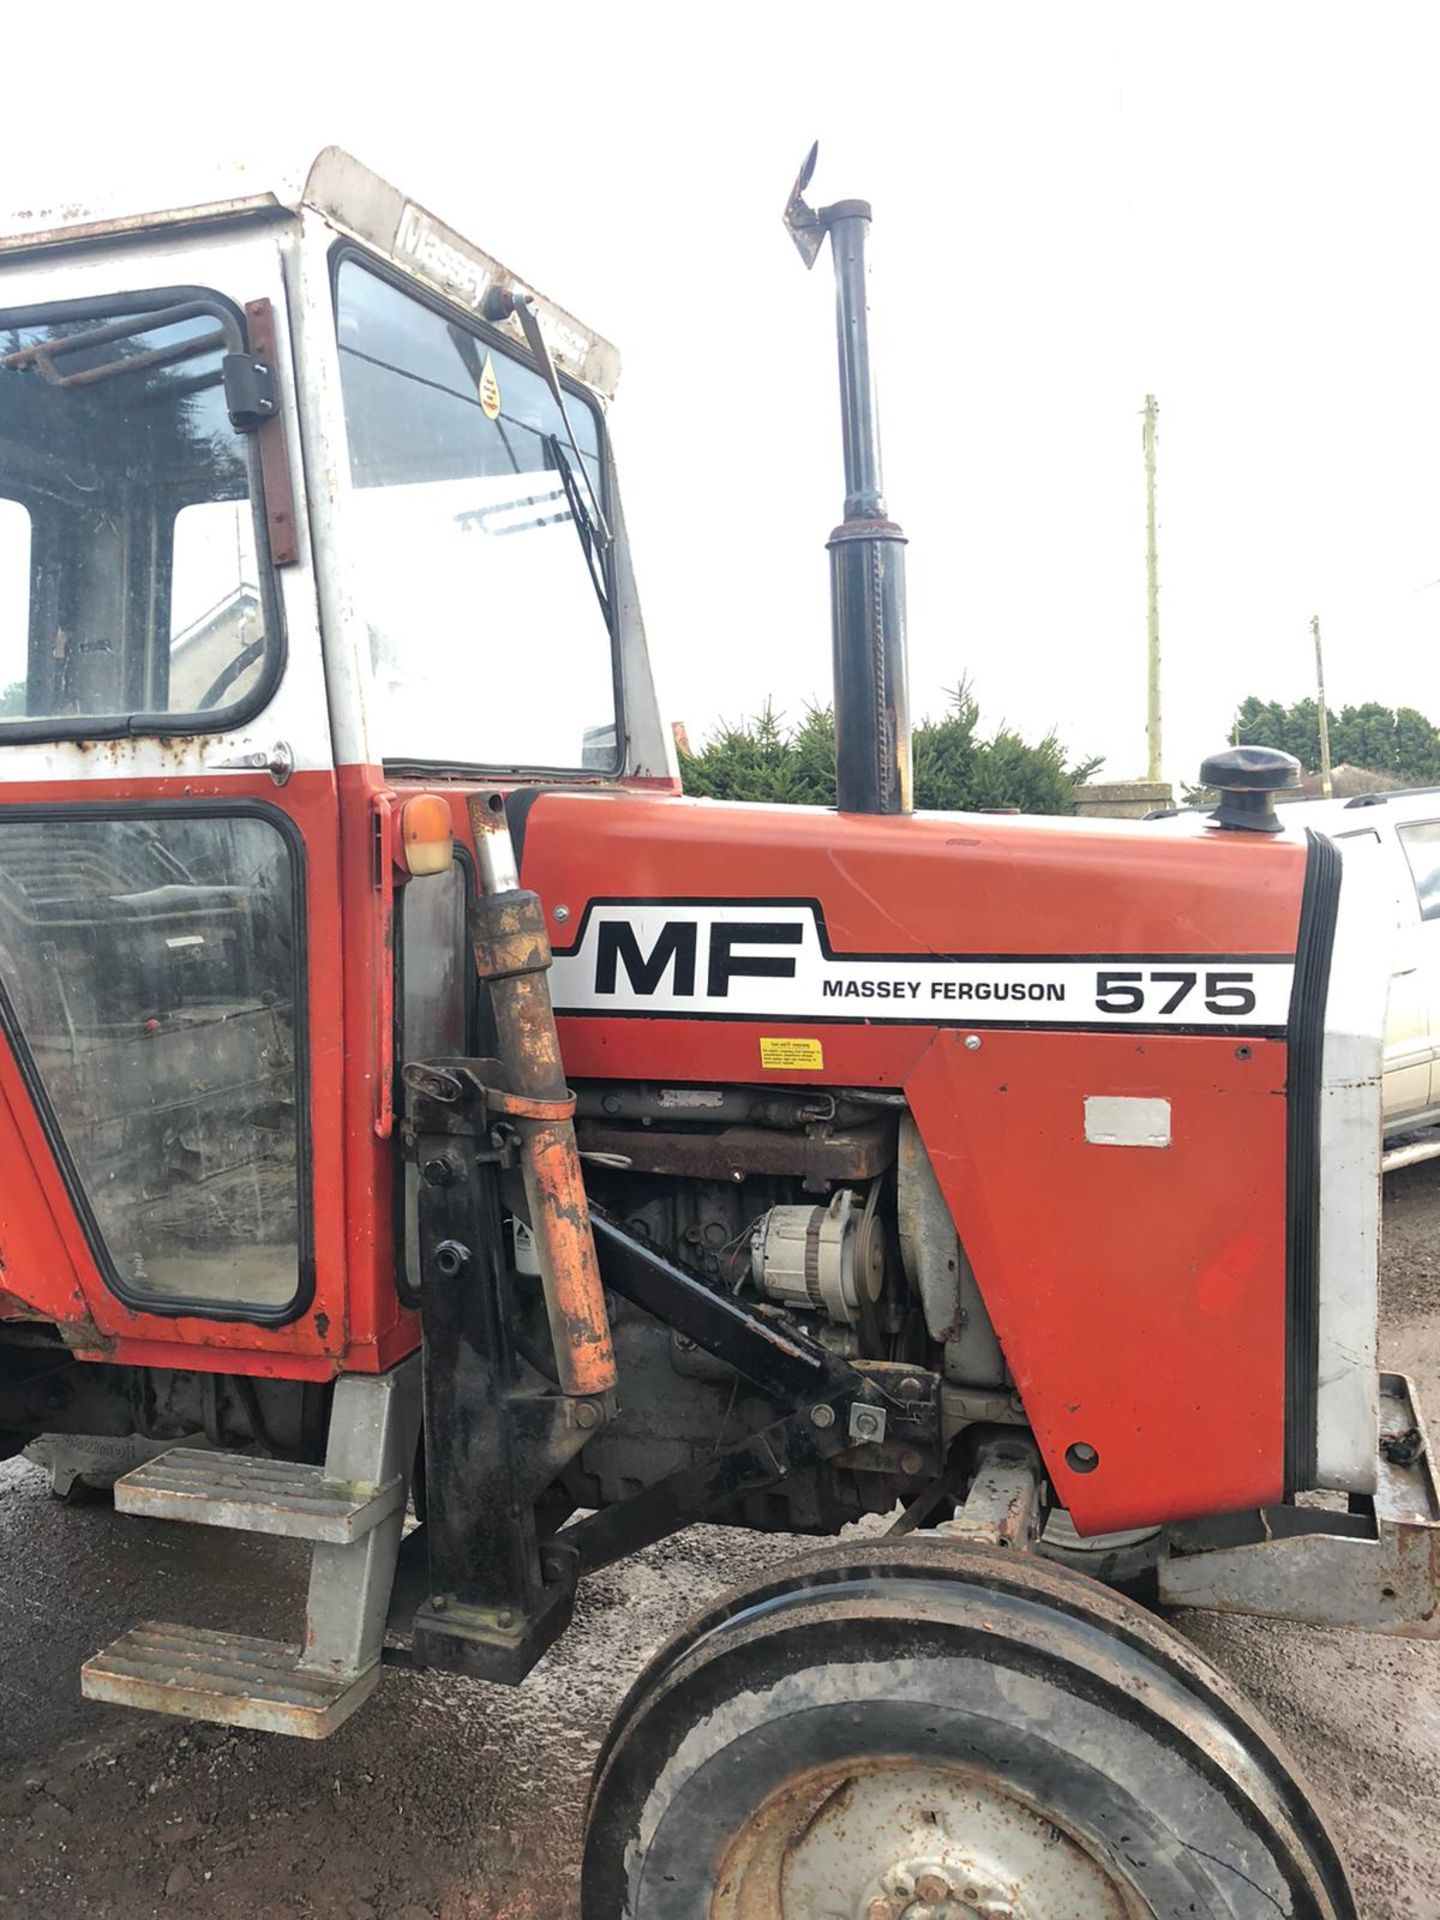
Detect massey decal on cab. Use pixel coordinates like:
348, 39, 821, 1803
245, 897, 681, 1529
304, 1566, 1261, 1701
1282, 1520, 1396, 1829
547, 901, 1295, 1032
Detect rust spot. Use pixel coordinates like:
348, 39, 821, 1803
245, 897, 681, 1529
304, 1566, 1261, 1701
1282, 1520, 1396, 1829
1, 1279, 107, 1348
314, 1311, 330, 1340
0, 1284, 47, 1320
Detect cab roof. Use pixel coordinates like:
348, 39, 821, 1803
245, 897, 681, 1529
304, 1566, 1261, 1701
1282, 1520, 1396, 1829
0, 147, 620, 399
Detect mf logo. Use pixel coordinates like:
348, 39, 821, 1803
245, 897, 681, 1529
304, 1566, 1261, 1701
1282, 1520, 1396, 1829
595, 918, 804, 998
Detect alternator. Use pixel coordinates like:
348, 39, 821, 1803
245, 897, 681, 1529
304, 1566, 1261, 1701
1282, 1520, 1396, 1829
750, 1188, 883, 1327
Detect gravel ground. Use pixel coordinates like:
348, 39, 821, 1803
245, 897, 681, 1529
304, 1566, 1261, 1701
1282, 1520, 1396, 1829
2, 1160, 1439, 1919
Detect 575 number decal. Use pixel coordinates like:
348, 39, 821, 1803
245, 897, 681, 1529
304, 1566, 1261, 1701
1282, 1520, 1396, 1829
1094, 968, 1258, 1018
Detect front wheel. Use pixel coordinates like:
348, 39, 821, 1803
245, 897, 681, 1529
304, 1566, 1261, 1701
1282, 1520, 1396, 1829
583, 1539, 1354, 1920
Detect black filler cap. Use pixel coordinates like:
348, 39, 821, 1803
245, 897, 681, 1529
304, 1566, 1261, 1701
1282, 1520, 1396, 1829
1199, 745, 1301, 833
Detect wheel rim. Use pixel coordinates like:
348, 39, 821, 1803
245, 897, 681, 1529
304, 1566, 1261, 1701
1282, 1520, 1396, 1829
712, 1756, 1147, 1920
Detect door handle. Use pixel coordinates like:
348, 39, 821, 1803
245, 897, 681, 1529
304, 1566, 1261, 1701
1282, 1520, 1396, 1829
206, 741, 293, 787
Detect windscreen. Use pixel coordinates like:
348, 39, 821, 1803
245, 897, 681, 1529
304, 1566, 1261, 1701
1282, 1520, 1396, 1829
0, 297, 270, 730
335, 260, 619, 771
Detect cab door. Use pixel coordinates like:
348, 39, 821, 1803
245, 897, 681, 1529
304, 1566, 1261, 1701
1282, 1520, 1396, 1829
0, 229, 346, 1353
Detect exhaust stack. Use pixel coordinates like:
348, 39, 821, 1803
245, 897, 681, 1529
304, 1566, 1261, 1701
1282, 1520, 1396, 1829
785, 143, 912, 815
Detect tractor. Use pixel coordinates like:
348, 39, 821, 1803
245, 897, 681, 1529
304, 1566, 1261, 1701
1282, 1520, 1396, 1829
0, 142, 1432, 1917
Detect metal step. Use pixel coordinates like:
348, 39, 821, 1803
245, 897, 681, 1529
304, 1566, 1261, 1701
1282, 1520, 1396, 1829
82, 1622, 378, 1738
114, 1447, 404, 1544
87, 1360, 422, 1742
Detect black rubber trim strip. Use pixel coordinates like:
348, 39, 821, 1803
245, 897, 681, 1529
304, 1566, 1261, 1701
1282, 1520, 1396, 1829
504, 783, 635, 880
504, 785, 557, 879
1284, 829, 1341, 1492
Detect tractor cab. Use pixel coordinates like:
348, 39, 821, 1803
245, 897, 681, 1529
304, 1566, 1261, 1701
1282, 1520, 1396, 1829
0, 149, 671, 1349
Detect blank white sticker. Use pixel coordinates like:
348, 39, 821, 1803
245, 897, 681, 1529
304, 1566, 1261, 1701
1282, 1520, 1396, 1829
1084, 1095, 1171, 1148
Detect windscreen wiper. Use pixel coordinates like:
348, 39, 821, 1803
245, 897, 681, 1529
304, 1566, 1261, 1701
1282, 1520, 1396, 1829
483, 288, 610, 549
546, 432, 612, 628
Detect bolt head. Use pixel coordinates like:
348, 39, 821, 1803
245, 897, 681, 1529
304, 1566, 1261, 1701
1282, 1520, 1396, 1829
574, 1399, 602, 1429
964, 1034, 982, 1052
810, 1403, 837, 1429
553, 903, 571, 923
914, 1875, 952, 1904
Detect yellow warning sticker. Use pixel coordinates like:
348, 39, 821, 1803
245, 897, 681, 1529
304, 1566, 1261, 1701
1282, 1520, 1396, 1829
760, 1036, 824, 1071
478, 352, 502, 421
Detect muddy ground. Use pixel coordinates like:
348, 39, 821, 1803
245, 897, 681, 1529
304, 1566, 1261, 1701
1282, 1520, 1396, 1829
2, 1162, 1439, 1919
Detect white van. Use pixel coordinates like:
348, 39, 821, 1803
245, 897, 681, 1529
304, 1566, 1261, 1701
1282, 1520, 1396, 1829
1295, 791, 1440, 1146
1149, 787, 1440, 1159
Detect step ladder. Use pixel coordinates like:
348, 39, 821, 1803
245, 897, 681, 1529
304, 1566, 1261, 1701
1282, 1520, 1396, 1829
82, 1357, 421, 1739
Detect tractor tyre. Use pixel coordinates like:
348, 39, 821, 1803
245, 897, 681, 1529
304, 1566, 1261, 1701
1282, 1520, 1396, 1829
582, 1537, 1354, 1920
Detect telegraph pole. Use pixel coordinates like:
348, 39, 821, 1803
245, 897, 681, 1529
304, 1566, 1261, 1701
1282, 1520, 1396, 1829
1143, 396, 1161, 781
1312, 614, 1333, 798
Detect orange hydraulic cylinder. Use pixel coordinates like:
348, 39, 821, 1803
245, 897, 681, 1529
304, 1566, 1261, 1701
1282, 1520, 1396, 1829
467, 797, 615, 1399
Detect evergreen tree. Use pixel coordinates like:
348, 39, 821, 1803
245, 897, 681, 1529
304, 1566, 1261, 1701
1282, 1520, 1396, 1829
680, 686, 1101, 814
1231, 693, 1440, 784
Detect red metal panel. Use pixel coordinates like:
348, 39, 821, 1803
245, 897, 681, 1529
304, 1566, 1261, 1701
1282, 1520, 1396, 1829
518, 790, 1307, 960
906, 1030, 1290, 1532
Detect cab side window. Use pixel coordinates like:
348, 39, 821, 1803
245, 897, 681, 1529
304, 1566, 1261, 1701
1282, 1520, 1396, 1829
0, 296, 274, 732
1398, 821, 1440, 922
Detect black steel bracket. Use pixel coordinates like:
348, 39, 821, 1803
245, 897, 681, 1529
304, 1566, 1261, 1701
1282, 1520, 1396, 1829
407, 1066, 599, 1682
222, 351, 279, 431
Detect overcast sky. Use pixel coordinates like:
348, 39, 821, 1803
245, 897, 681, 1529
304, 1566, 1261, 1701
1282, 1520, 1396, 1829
3, 4, 1438, 787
